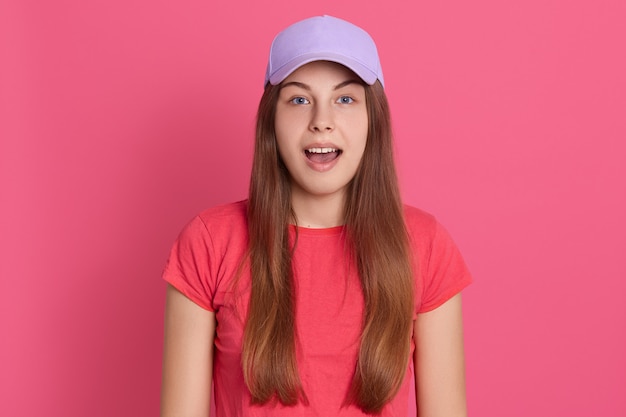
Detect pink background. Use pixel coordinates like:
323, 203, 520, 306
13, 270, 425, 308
1, 0, 624, 416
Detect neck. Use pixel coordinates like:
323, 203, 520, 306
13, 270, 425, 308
290, 188, 346, 228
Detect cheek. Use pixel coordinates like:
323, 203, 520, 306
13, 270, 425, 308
273, 116, 290, 156
355, 116, 369, 152
274, 135, 289, 165
274, 113, 302, 145
274, 129, 299, 169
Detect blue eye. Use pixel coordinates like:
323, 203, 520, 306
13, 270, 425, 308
291, 97, 310, 105
337, 96, 354, 104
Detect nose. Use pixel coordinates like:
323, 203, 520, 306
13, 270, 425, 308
309, 103, 334, 132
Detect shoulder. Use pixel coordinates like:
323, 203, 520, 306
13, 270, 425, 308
403, 204, 473, 313
402, 204, 460, 261
177, 200, 248, 250
163, 201, 249, 311
402, 204, 438, 239
196, 200, 248, 230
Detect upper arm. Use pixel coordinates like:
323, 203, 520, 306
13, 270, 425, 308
161, 284, 216, 417
414, 293, 467, 417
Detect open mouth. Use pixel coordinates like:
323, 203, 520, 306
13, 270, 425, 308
304, 147, 342, 163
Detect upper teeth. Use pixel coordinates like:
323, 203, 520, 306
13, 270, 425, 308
307, 147, 337, 153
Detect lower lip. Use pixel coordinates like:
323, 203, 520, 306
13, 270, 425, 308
304, 153, 341, 172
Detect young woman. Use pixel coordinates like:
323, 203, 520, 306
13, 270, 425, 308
161, 15, 472, 417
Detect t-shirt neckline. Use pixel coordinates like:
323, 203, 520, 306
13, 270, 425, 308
288, 224, 345, 236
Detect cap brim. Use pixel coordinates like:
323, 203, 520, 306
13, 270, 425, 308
268, 52, 379, 86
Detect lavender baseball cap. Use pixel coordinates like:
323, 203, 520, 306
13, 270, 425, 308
264, 15, 384, 87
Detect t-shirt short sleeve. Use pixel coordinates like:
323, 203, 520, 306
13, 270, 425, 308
162, 216, 217, 311
417, 219, 472, 313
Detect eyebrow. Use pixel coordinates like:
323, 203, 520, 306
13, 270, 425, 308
280, 79, 362, 91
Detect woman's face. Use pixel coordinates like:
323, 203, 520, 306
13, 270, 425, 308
274, 61, 368, 204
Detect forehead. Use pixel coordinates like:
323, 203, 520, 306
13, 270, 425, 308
281, 61, 362, 85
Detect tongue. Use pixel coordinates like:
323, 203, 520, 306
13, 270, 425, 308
307, 151, 339, 163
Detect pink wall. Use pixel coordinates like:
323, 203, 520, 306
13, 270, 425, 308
1, 0, 624, 416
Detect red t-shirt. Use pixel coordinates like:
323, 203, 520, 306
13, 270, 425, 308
163, 200, 472, 416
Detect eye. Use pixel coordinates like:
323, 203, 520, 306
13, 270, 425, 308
337, 96, 354, 104
290, 96, 310, 105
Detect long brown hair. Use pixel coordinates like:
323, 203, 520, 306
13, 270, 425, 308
243, 79, 414, 414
